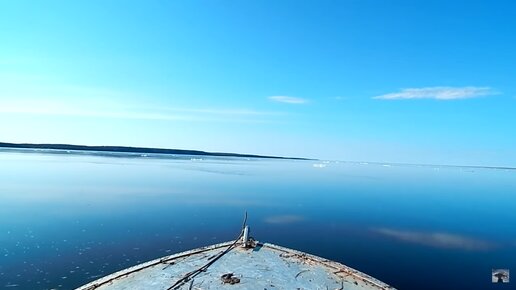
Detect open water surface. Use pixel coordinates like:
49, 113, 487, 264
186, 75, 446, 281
1, 149, 515, 289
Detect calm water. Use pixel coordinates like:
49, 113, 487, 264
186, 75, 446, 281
1, 149, 515, 290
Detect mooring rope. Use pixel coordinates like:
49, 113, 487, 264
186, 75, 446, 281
167, 212, 248, 290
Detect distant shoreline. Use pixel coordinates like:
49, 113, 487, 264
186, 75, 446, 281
0, 142, 311, 160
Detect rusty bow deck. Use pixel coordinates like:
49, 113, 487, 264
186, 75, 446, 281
76, 240, 395, 290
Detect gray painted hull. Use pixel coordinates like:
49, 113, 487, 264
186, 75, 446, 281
77, 241, 395, 290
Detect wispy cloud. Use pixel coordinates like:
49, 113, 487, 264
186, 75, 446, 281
0, 103, 198, 121
268, 96, 308, 104
0, 76, 284, 123
159, 107, 283, 116
373, 86, 497, 100
0, 72, 288, 123
372, 227, 495, 250
0, 100, 282, 123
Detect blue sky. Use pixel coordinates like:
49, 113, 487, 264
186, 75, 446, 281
0, 0, 515, 166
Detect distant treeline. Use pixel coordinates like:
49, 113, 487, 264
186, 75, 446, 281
0, 142, 309, 160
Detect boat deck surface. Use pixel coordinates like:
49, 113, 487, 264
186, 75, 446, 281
77, 241, 395, 290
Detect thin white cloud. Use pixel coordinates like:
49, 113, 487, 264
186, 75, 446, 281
372, 228, 495, 250
0, 71, 288, 123
373, 86, 497, 100
268, 96, 308, 104
0, 101, 282, 123
158, 107, 284, 116
0, 101, 200, 121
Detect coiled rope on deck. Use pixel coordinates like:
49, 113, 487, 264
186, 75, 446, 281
167, 212, 248, 290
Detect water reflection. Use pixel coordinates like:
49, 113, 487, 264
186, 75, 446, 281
0, 150, 515, 290
372, 228, 496, 250
264, 215, 306, 224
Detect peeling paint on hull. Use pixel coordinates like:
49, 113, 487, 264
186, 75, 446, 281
76, 241, 395, 290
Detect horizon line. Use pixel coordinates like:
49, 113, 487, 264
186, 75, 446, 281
0, 141, 514, 170
0, 141, 312, 161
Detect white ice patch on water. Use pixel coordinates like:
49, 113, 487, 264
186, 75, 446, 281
312, 163, 326, 168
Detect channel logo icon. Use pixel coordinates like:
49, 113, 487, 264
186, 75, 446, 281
492, 269, 509, 283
